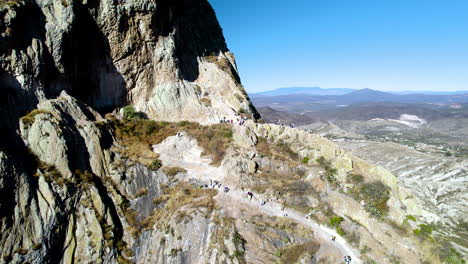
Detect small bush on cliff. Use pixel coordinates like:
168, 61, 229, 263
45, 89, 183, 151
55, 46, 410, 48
148, 160, 162, 171
316, 156, 337, 183
232, 229, 246, 262
123, 105, 146, 120
439, 246, 465, 264
413, 224, 433, 240
329, 216, 344, 227
302, 156, 310, 164
347, 173, 364, 184
350, 181, 390, 220
329, 215, 346, 236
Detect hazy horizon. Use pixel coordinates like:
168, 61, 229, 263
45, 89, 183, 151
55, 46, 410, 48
209, 0, 468, 93
250, 86, 468, 94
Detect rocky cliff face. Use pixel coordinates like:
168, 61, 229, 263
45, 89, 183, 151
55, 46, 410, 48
0, 0, 258, 123
0, 1, 462, 264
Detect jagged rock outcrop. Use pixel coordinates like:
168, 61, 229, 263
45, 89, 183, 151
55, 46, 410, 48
0, 0, 258, 125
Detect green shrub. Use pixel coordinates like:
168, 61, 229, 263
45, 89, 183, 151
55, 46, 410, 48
441, 248, 465, 264
329, 216, 344, 227
351, 181, 390, 220
316, 156, 338, 183
406, 215, 417, 222
148, 160, 162, 171
413, 224, 433, 240
336, 227, 346, 236
302, 157, 310, 164
123, 105, 146, 120
348, 173, 364, 184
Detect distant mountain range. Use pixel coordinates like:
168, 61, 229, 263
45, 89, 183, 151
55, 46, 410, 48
251, 88, 468, 109
250, 87, 357, 97
250, 87, 468, 97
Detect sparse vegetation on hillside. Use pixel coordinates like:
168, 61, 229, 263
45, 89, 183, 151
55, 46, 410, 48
277, 241, 319, 264
350, 181, 390, 220
329, 216, 346, 236
162, 166, 187, 177
232, 229, 246, 263
109, 118, 233, 166
252, 170, 314, 213
255, 137, 299, 162
143, 182, 218, 230
204, 53, 239, 81
316, 156, 338, 184
439, 246, 466, 264
0, 0, 23, 8
413, 224, 433, 240
347, 173, 364, 184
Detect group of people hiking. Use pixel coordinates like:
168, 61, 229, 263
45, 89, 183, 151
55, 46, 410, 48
220, 115, 249, 126
273, 120, 296, 128
200, 179, 354, 262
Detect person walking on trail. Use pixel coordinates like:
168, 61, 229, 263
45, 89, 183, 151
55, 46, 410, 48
223, 187, 230, 193
260, 200, 266, 206
344, 255, 351, 264
247, 191, 253, 200
332, 236, 336, 241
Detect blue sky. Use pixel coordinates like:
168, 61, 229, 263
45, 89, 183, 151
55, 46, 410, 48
208, 0, 468, 93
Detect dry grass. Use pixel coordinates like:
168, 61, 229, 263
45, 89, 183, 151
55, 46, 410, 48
142, 182, 218, 230
349, 181, 390, 220
251, 215, 314, 237
278, 241, 319, 263
205, 55, 237, 80
256, 137, 298, 163
252, 170, 314, 213
199, 97, 211, 107
110, 119, 233, 166
134, 187, 148, 198
21, 109, 52, 127
162, 166, 187, 177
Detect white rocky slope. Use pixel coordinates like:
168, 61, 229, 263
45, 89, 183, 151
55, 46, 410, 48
335, 140, 468, 255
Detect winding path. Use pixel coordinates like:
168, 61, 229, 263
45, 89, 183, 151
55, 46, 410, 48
154, 134, 361, 263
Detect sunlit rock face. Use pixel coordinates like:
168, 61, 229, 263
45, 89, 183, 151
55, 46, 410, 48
0, 0, 258, 124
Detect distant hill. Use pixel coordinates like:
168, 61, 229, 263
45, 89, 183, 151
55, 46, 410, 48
250, 87, 356, 97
